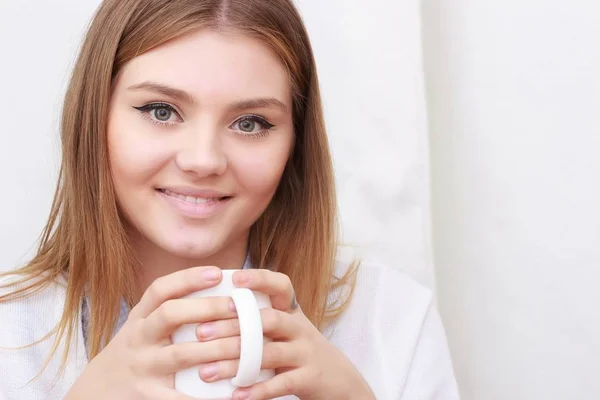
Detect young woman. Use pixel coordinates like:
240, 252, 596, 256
0, 0, 459, 399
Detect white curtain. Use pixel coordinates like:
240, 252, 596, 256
422, 0, 600, 399
297, 0, 436, 288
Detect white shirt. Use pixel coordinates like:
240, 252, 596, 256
0, 263, 460, 399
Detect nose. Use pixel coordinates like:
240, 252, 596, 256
175, 124, 228, 177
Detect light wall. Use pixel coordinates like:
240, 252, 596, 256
422, 1, 600, 399
0, 0, 100, 268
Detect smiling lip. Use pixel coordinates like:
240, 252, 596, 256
156, 187, 233, 218
158, 186, 231, 198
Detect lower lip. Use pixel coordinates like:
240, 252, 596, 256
157, 190, 232, 219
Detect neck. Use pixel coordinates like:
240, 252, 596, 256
128, 230, 249, 301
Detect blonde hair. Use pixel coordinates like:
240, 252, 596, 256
0, 0, 357, 379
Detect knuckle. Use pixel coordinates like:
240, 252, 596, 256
124, 322, 144, 348
202, 297, 228, 319
262, 308, 281, 328
282, 272, 292, 286
129, 350, 151, 375
282, 373, 297, 393
274, 308, 286, 323
250, 384, 267, 399
215, 340, 229, 359
147, 280, 167, 302
260, 308, 273, 327
266, 342, 284, 365
228, 337, 242, 357
227, 318, 240, 334
128, 303, 142, 319
168, 345, 188, 367
279, 272, 292, 288
217, 359, 238, 378
251, 270, 264, 285
182, 267, 197, 281
211, 337, 238, 360
155, 300, 176, 324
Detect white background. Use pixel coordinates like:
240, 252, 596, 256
422, 0, 600, 399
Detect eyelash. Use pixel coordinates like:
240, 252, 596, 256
132, 102, 275, 138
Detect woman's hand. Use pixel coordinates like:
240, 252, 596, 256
65, 266, 239, 400
195, 269, 375, 400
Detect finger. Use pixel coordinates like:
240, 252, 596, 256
232, 368, 311, 400
143, 297, 237, 342
232, 270, 295, 311
197, 318, 240, 341
263, 341, 305, 369
131, 266, 223, 319
198, 341, 304, 382
152, 336, 241, 374
197, 308, 300, 342
260, 308, 301, 339
198, 359, 239, 383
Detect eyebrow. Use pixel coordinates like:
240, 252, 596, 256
127, 81, 288, 112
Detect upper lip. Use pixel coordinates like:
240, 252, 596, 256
158, 186, 232, 198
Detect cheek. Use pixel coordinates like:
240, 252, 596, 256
107, 110, 170, 188
232, 138, 292, 198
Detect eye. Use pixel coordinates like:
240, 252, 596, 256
133, 103, 182, 125
230, 115, 275, 137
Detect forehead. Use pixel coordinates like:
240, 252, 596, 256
115, 29, 291, 104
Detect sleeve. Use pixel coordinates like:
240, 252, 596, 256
400, 304, 461, 400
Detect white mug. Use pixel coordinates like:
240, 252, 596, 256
171, 269, 275, 399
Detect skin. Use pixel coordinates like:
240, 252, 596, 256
107, 29, 295, 298
67, 30, 374, 400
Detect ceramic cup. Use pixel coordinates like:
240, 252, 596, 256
171, 269, 275, 399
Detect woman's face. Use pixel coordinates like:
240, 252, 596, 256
107, 29, 294, 265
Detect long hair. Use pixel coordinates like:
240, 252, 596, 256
0, 0, 357, 379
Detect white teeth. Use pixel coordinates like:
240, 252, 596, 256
162, 189, 222, 204
195, 197, 213, 204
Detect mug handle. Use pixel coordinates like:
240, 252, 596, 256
230, 288, 264, 388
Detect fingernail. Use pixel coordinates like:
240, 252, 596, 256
233, 390, 250, 400
203, 268, 221, 281
233, 271, 251, 285
197, 323, 215, 340
229, 299, 237, 312
198, 364, 218, 380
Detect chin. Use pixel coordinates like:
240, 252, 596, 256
168, 241, 221, 260
148, 231, 220, 259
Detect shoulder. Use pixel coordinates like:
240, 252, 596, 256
0, 272, 80, 399
0, 270, 68, 291
330, 259, 435, 351
0, 270, 68, 303
0, 272, 68, 346
333, 259, 433, 325
328, 260, 459, 399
